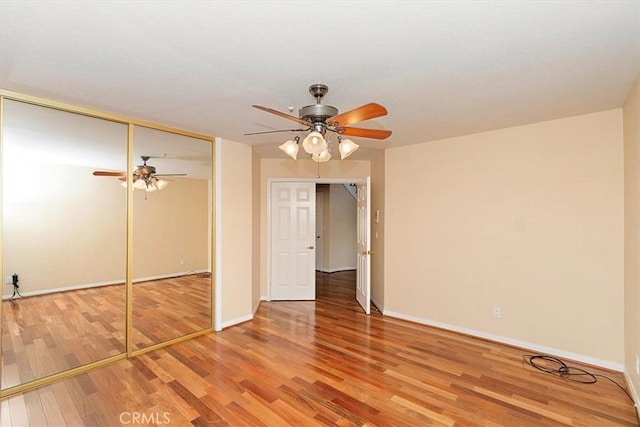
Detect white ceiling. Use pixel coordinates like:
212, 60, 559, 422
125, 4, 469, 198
1, 1, 639, 161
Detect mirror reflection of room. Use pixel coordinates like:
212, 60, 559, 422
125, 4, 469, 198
1, 101, 214, 390
130, 125, 212, 349
1, 99, 128, 389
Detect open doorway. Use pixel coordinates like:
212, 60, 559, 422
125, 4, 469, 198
267, 178, 371, 313
315, 184, 357, 274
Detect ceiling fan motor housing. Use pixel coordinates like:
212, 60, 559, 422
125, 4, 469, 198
299, 104, 339, 123
299, 83, 339, 125
137, 156, 155, 175
136, 164, 155, 175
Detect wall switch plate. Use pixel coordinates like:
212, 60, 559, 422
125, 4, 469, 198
636, 355, 640, 375
492, 307, 501, 319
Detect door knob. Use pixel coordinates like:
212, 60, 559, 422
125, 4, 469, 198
307, 246, 315, 249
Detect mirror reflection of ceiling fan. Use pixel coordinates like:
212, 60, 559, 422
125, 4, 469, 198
92, 156, 186, 192
248, 84, 392, 161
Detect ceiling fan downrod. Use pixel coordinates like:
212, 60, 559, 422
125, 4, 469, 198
309, 84, 328, 103
299, 84, 338, 124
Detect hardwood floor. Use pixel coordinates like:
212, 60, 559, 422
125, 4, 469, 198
1, 274, 211, 389
1, 270, 638, 426
1, 284, 126, 390
132, 274, 212, 349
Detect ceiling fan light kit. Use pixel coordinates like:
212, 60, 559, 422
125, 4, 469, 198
123, 176, 168, 192
120, 175, 169, 192
94, 156, 185, 192
251, 84, 391, 161
134, 178, 147, 190
301, 131, 327, 155
312, 149, 331, 163
338, 137, 359, 160
278, 137, 300, 160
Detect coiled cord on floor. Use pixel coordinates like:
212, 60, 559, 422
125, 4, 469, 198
523, 354, 639, 424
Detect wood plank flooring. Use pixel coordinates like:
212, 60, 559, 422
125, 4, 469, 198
1, 270, 638, 426
1, 274, 211, 389
1, 284, 126, 390
132, 274, 212, 349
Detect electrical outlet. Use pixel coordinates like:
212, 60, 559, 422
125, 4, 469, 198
5, 276, 12, 285
180, 259, 185, 266
492, 306, 501, 319
636, 355, 639, 375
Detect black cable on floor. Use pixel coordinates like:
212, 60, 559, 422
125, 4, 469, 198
522, 354, 639, 424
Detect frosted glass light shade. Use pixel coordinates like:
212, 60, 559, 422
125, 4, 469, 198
123, 177, 168, 191
156, 179, 168, 190
338, 138, 359, 160
278, 139, 299, 159
311, 149, 331, 163
302, 131, 327, 155
133, 179, 147, 190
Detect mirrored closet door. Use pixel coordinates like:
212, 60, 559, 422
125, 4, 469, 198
130, 125, 212, 350
1, 99, 128, 389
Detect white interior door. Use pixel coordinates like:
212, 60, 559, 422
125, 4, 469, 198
271, 182, 316, 300
315, 192, 323, 271
356, 177, 371, 314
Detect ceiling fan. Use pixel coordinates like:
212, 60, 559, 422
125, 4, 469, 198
92, 156, 186, 192
249, 84, 392, 161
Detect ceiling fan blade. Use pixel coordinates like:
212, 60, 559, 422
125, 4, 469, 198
327, 103, 388, 127
252, 105, 310, 126
337, 127, 392, 140
154, 173, 187, 177
244, 128, 308, 136
93, 171, 126, 177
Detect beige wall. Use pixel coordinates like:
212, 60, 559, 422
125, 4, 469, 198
370, 150, 385, 310
316, 184, 329, 271
220, 139, 253, 325
251, 149, 262, 314
327, 184, 356, 271
624, 76, 640, 401
259, 159, 370, 298
3, 160, 126, 295
3, 159, 209, 298
133, 177, 209, 279
385, 109, 624, 364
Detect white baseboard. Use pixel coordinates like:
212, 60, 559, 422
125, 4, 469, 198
2, 270, 211, 300
221, 314, 253, 329
2, 279, 124, 300
133, 270, 210, 284
383, 309, 624, 372
623, 368, 640, 418
253, 298, 264, 317
318, 267, 356, 273
371, 295, 383, 313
